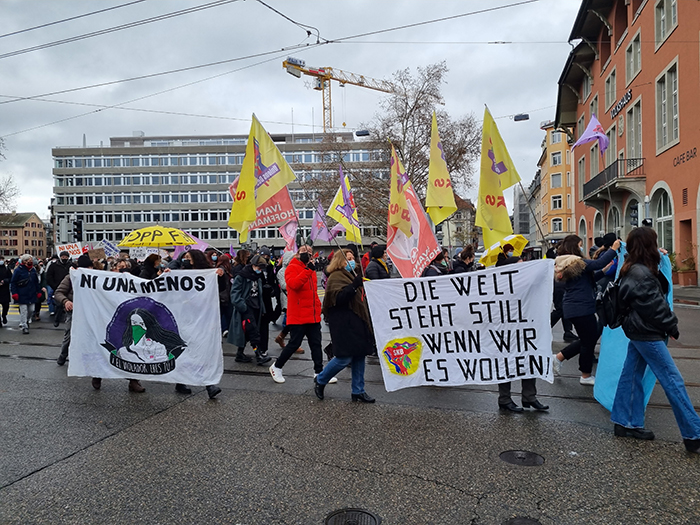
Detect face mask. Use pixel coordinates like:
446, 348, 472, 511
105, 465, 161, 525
440, 261, 447, 267
299, 252, 310, 264
580, 247, 584, 254
182, 260, 192, 269
211, 255, 218, 262
254, 268, 262, 274
0, 261, 4, 266
132, 325, 146, 344
26, 262, 33, 268
507, 251, 514, 257
61, 258, 69, 264
345, 260, 356, 272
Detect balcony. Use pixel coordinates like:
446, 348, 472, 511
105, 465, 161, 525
582, 158, 645, 202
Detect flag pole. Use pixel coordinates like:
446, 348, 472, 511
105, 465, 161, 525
518, 180, 547, 250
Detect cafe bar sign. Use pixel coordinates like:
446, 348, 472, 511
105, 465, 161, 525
610, 89, 632, 118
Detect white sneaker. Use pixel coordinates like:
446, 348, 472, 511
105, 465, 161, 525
552, 355, 562, 376
580, 375, 595, 386
269, 365, 285, 383
315, 373, 337, 384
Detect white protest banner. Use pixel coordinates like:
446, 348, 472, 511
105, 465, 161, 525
55, 243, 83, 258
129, 247, 160, 260
67, 269, 223, 385
364, 260, 554, 392
100, 240, 121, 257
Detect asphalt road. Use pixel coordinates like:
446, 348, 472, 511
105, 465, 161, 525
1, 304, 700, 524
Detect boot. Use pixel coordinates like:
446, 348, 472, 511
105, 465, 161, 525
255, 349, 272, 365
235, 348, 253, 363
275, 331, 286, 348
206, 385, 222, 399
128, 379, 145, 393
175, 383, 192, 394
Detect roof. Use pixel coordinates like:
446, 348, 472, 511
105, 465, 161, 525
454, 194, 474, 211
0, 212, 38, 228
569, 0, 613, 42
554, 42, 597, 128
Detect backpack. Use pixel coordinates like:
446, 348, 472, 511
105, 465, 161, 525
596, 279, 626, 329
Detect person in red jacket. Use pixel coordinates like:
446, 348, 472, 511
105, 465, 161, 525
269, 245, 325, 384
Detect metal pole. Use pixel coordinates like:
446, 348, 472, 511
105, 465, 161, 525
518, 181, 547, 249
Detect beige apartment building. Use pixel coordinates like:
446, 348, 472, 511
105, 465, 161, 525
0, 212, 47, 258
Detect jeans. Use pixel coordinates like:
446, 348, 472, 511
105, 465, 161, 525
317, 356, 366, 395
274, 323, 323, 373
611, 339, 700, 440
561, 314, 600, 374
18, 303, 34, 329
46, 285, 55, 314
59, 311, 73, 358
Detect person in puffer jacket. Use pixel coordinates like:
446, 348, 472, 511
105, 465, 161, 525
10, 254, 41, 334
269, 245, 324, 384
611, 226, 700, 454
551, 234, 620, 386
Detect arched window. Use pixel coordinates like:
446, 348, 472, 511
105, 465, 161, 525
607, 207, 620, 234
655, 190, 673, 251
579, 218, 587, 252
594, 213, 604, 237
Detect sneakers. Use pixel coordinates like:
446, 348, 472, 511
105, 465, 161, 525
222, 330, 228, 338
255, 349, 272, 365
314, 373, 337, 384
552, 355, 562, 376
579, 375, 595, 386
614, 424, 655, 440
22, 327, 29, 335
269, 364, 285, 383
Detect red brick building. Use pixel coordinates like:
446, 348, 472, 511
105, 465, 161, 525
556, 0, 699, 278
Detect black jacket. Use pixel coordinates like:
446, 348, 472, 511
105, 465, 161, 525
451, 259, 476, 274
365, 258, 390, 280
619, 264, 679, 341
46, 259, 71, 290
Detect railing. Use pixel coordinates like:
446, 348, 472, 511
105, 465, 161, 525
583, 158, 644, 199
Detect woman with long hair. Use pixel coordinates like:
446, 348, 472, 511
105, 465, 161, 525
611, 227, 700, 452
314, 250, 375, 403
552, 234, 620, 385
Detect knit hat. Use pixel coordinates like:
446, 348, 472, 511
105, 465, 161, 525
602, 233, 617, 248
60, 251, 70, 257
249, 254, 268, 268
77, 254, 93, 268
371, 245, 386, 259
594, 237, 604, 247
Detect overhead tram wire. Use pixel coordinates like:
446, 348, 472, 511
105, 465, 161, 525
0, 0, 148, 39
0, 44, 323, 140
0, 0, 241, 60
0, 0, 543, 107
255, 0, 326, 44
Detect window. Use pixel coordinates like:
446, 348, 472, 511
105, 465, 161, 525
567, 194, 572, 210
577, 115, 585, 140
656, 62, 679, 151
567, 171, 572, 186
552, 218, 563, 232
590, 95, 599, 119
582, 74, 591, 101
605, 125, 617, 167
605, 69, 617, 111
655, 190, 673, 250
627, 100, 642, 158
566, 150, 570, 165
551, 132, 562, 144
551, 152, 562, 166
655, 0, 677, 46
626, 32, 642, 84
552, 195, 563, 210
551, 173, 562, 188
590, 144, 599, 178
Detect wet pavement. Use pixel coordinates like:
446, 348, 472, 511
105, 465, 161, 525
1, 303, 700, 524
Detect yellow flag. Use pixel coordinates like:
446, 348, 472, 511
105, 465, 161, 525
326, 175, 362, 243
475, 107, 521, 250
426, 112, 457, 225
389, 144, 413, 238
228, 114, 297, 242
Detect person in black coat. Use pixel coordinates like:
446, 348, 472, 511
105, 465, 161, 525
0, 255, 11, 326
314, 249, 375, 403
47, 251, 72, 326
612, 226, 700, 453
422, 252, 448, 277
10, 254, 41, 334
364, 245, 391, 280
451, 245, 477, 274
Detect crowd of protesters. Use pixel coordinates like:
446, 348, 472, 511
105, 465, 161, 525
5, 224, 698, 454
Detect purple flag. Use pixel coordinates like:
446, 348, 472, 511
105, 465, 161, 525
329, 223, 345, 239
310, 201, 332, 242
229, 245, 237, 258
339, 165, 355, 221
173, 231, 209, 258
572, 114, 609, 156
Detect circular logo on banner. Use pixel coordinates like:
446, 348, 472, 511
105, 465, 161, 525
100, 297, 187, 375
382, 337, 422, 376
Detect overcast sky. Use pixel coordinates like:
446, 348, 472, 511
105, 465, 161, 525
0, 0, 581, 219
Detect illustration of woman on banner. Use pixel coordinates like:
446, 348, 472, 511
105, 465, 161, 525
117, 308, 187, 363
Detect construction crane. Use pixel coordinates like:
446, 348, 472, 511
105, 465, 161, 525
283, 56, 396, 133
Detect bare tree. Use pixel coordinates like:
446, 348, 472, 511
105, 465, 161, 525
0, 139, 20, 212
365, 62, 481, 200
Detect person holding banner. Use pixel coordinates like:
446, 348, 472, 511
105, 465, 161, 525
314, 250, 375, 403
612, 227, 700, 453
553, 235, 621, 385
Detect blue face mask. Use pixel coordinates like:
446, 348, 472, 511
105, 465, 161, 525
345, 260, 356, 272
211, 255, 218, 261
507, 251, 514, 257
254, 268, 262, 274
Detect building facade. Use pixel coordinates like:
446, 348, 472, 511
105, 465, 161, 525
536, 121, 576, 247
0, 212, 47, 258
556, 0, 699, 274
437, 195, 477, 253
51, 132, 386, 253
